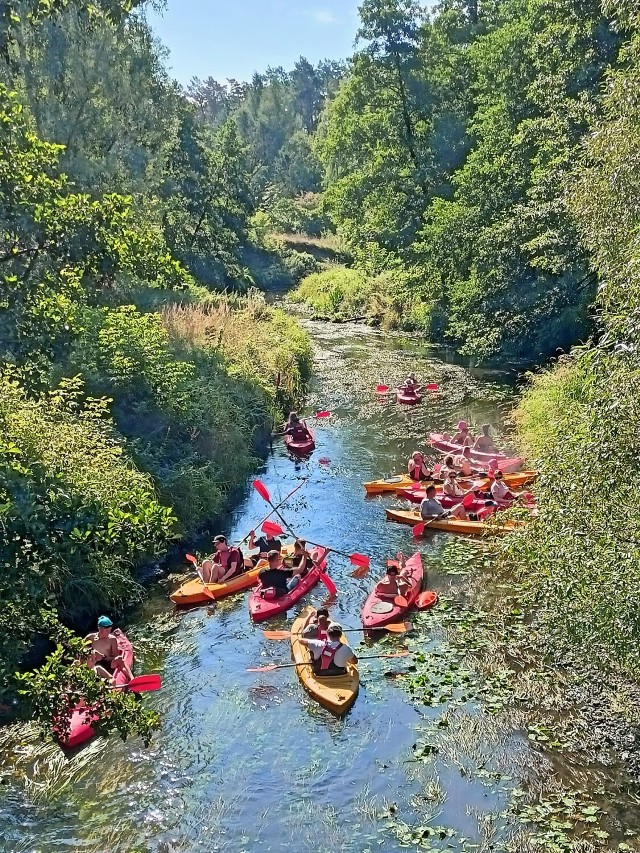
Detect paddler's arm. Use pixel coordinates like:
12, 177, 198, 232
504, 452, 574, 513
218, 556, 240, 582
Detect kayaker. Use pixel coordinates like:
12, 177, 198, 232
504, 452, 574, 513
408, 451, 431, 481
300, 623, 357, 677
451, 421, 472, 446
442, 470, 472, 500
285, 539, 313, 591
84, 616, 131, 682
283, 412, 312, 442
453, 446, 475, 478
474, 424, 497, 453
301, 606, 331, 639
248, 529, 282, 564
420, 485, 469, 520
402, 372, 419, 390
490, 470, 522, 506
257, 549, 292, 596
208, 535, 245, 583
441, 455, 457, 479
374, 564, 411, 601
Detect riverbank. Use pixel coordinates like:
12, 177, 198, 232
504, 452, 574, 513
0, 289, 312, 716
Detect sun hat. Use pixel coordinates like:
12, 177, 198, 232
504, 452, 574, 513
97, 615, 113, 628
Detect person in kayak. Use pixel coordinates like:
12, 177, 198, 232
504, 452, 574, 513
84, 616, 132, 682
402, 372, 419, 390
302, 606, 331, 639
408, 451, 432, 481
300, 623, 357, 677
442, 470, 472, 500
374, 563, 411, 601
248, 529, 282, 564
420, 485, 469, 520
474, 424, 497, 453
441, 455, 457, 479
285, 539, 313, 590
490, 470, 524, 506
453, 446, 476, 477
283, 412, 312, 442
206, 535, 244, 583
258, 549, 293, 596
451, 421, 472, 446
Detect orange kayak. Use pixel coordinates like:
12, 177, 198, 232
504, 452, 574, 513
385, 507, 517, 536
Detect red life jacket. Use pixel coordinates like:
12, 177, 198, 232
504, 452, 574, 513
214, 546, 244, 577
315, 625, 328, 641
315, 640, 345, 676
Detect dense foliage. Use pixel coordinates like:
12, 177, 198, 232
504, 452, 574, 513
501, 0, 640, 677
289, 0, 627, 362
0, 0, 312, 741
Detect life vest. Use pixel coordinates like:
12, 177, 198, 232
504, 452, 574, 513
315, 625, 328, 641
314, 640, 346, 676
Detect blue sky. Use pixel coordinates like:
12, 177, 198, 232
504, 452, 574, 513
146, 0, 363, 86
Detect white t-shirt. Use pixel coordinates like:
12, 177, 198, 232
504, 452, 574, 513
305, 639, 354, 668
490, 479, 510, 501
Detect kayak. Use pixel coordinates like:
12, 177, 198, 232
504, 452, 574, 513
61, 630, 134, 749
429, 433, 523, 473
285, 425, 315, 456
290, 607, 359, 715
364, 474, 437, 495
249, 547, 328, 622
170, 545, 297, 606
362, 552, 423, 630
385, 507, 517, 536
397, 471, 537, 504
396, 387, 422, 405
171, 562, 263, 606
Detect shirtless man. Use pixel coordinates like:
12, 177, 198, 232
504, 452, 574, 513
84, 616, 131, 681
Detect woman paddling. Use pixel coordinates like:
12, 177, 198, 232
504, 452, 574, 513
374, 561, 411, 601
283, 411, 312, 443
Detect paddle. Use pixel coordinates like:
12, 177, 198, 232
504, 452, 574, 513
376, 384, 390, 394
394, 595, 409, 608
114, 674, 162, 693
184, 553, 217, 600
261, 520, 285, 537
263, 622, 411, 640
247, 651, 411, 672
315, 411, 331, 418
411, 516, 444, 537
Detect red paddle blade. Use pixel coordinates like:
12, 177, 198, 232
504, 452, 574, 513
319, 572, 337, 595
349, 553, 370, 568
185, 553, 198, 564
315, 410, 331, 418
462, 492, 476, 508
253, 479, 271, 503
523, 492, 534, 501
246, 664, 280, 672
412, 523, 425, 537
262, 520, 284, 536
426, 383, 439, 391
416, 590, 438, 610
318, 456, 331, 465
376, 385, 389, 393
123, 674, 162, 693
394, 595, 408, 608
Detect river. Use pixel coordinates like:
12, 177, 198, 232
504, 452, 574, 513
0, 320, 636, 853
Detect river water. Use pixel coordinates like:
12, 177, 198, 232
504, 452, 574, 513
0, 321, 635, 853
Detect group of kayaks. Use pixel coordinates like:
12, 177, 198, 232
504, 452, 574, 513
170, 548, 429, 716
364, 432, 536, 537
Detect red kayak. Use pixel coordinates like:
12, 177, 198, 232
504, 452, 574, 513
396, 387, 422, 405
397, 488, 491, 512
429, 433, 522, 474
285, 425, 315, 456
249, 547, 328, 622
361, 552, 423, 630
61, 629, 134, 748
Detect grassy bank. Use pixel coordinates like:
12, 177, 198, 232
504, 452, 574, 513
0, 290, 311, 712
290, 266, 433, 330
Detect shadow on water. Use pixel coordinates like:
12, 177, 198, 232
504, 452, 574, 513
0, 320, 637, 852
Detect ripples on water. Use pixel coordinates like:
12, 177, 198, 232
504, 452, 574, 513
0, 322, 554, 853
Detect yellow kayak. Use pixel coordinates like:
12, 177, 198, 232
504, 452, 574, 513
364, 470, 536, 495
290, 608, 359, 715
364, 474, 430, 494
170, 545, 295, 606
385, 507, 517, 536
